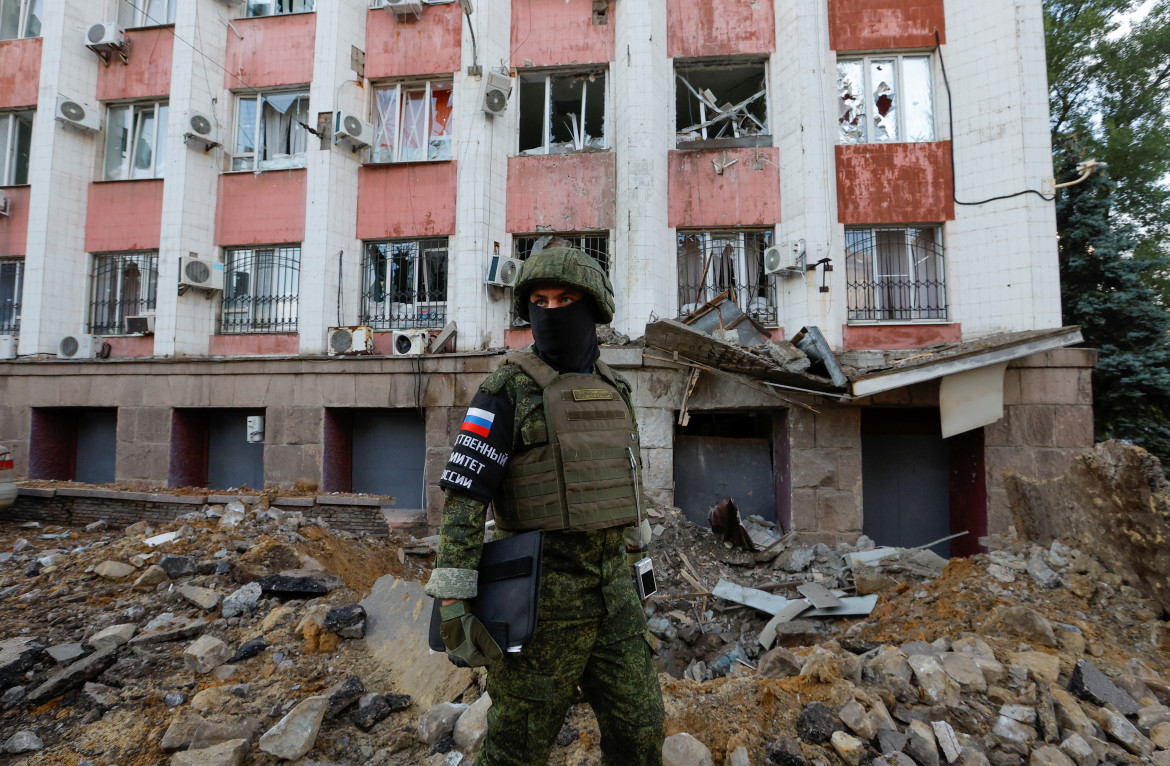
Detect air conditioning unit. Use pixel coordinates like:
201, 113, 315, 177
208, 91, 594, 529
481, 70, 512, 116
85, 22, 124, 49
333, 111, 373, 150
179, 256, 224, 291
391, 329, 427, 356
56, 96, 100, 133
486, 255, 522, 287
764, 240, 806, 277
58, 334, 100, 359
327, 325, 374, 356
183, 111, 219, 151
125, 313, 156, 334
0, 189, 8, 217
383, 0, 424, 16
0, 335, 15, 360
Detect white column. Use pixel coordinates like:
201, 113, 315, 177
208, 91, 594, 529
448, 0, 513, 351
19, 0, 101, 354
612, 0, 672, 338
773, 0, 843, 346
155, 0, 232, 357
299, 0, 367, 354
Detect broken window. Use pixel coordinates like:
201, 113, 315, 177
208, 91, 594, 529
838, 55, 934, 144
0, 110, 33, 185
518, 70, 607, 155
116, 0, 175, 27
372, 80, 453, 163
0, 258, 23, 334
221, 245, 301, 333
230, 91, 310, 171
845, 227, 946, 321
677, 230, 776, 326
246, 0, 314, 17
103, 102, 168, 180
675, 60, 768, 144
88, 251, 159, 335
361, 238, 449, 330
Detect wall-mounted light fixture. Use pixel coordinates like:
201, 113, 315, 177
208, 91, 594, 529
808, 257, 832, 293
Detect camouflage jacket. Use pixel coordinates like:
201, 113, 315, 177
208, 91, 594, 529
425, 358, 644, 622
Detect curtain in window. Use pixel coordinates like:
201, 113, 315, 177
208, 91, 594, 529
677, 234, 704, 315
259, 94, 308, 169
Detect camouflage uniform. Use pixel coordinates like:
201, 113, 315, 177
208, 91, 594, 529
428, 362, 665, 766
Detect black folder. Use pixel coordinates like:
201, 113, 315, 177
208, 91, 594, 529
428, 530, 544, 660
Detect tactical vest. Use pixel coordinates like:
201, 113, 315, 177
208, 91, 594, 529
494, 352, 642, 532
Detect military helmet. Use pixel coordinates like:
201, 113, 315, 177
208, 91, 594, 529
513, 246, 615, 324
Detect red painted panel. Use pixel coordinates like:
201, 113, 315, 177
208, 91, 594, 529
224, 13, 315, 90
842, 322, 961, 350
828, 0, 946, 51
97, 27, 173, 101
365, 4, 461, 79
0, 186, 31, 256
103, 335, 155, 358
667, 0, 775, 58
668, 147, 781, 228
506, 153, 615, 233
356, 162, 456, 239
505, 328, 533, 350
836, 142, 954, 224
208, 333, 300, 356
0, 37, 41, 109
85, 180, 164, 252
512, 0, 613, 67
216, 170, 307, 246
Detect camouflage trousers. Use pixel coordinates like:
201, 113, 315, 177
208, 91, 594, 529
475, 615, 665, 766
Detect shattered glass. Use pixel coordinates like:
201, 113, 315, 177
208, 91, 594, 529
519, 70, 606, 155
675, 62, 768, 143
869, 59, 897, 142
837, 60, 865, 144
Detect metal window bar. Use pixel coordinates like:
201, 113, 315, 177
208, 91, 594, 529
513, 234, 610, 273
845, 227, 947, 321
676, 230, 777, 326
88, 251, 159, 335
360, 238, 449, 330
221, 246, 300, 333
0, 258, 22, 334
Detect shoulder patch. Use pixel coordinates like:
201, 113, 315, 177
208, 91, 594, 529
480, 363, 522, 395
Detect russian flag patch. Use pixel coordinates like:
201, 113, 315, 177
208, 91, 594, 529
461, 407, 495, 438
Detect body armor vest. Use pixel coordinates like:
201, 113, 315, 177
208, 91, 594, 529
494, 352, 642, 532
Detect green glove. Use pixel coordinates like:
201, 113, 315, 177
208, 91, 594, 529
438, 602, 503, 668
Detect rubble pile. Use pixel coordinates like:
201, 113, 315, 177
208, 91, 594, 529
0, 442, 1169, 765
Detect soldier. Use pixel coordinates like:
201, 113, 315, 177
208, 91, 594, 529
424, 246, 665, 765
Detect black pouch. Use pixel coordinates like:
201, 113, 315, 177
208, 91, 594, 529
429, 530, 544, 656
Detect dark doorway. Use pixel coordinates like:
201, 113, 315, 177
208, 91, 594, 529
673, 411, 778, 527
29, 408, 117, 483
323, 408, 426, 508
170, 409, 264, 490
861, 409, 952, 556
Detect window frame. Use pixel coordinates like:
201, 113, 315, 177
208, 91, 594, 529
0, 0, 42, 41
115, 0, 176, 28
844, 225, 948, 323
674, 59, 770, 146
0, 110, 33, 186
103, 101, 168, 181
676, 229, 777, 327
517, 68, 608, 156
0, 257, 23, 335
221, 244, 302, 334
230, 90, 311, 172
370, 79, 454, 164
837, 53, 936, 145
360, 238, 449, 330
87, 251, 160, 336
245, 0, 315, 18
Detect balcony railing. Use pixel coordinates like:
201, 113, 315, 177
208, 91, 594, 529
361, 239, 448, 330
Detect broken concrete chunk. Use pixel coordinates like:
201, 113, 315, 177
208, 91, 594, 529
28, 646, 118, 703
1069, 659, 1140, 715
837, 700, 876, 741
95, 560, 136, 580
1029, 746, 1076, 766
417, 702, 468, 745
46, 643, 86, 664
260, 606, 296, 632
161, 713, 208, 751
1001, 606, 1057, 647
795, 701, 845, 744
189, 718, 260, 751
131, 618, 208, 646
3, 729, 43, 754
1007, 651, 1061, 684
452, 692, 491, 751
351, 695, 393, 732
178, 584, 220, 611
939, 651, 988, 693
830, 730, 865, 765
159, 555, 195, 578
662, 732, 715, 766
133, 564, 169, 591
169, 738, 248, 766
931, 720, 961, 763
88, 623, 136, 651
906, 720, 939, 766
325, 675, 366, 719
221, 582, 262, 619
324, 604, 366, 638
183, 635, 231, 674
258, 695, 329, 760
1097, 707, 1153, 755
0, 637, 43, 688
908, 654, 961, 707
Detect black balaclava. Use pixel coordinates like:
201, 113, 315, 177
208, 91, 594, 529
529, 296, 600, 374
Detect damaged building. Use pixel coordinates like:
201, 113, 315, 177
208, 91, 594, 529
0, 0, 1091, 553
